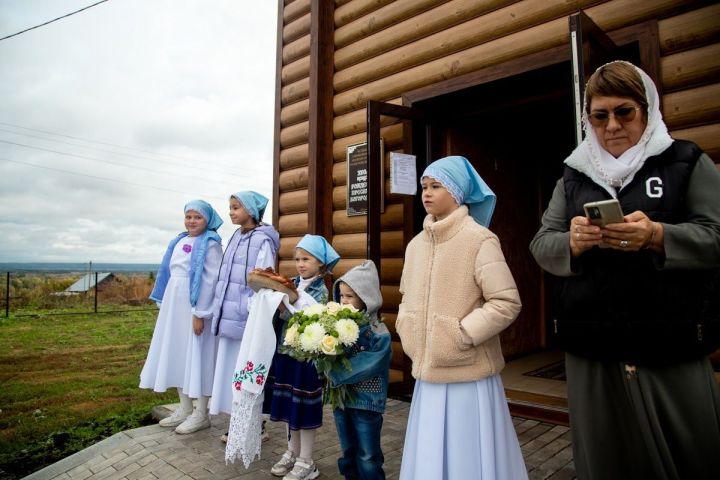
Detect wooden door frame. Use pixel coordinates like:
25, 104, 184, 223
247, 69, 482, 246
402, 16, 659, 111
366, 101, 428, 278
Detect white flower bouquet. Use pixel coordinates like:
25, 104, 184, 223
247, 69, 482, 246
280, 301, 368, 409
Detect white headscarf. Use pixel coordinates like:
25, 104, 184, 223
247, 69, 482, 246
564, 61, 674, 197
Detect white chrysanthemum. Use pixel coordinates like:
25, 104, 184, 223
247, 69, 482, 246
303, 303, 326, 317
283, 324, 300, 347
320, 335, 338, 355
325, 301, 342, 315
335, 318, 360, 346
299, 322, 326, 352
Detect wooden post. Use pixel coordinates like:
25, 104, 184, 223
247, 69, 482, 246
5, 272, 9, 318
307, 0, 335, 238
94, 272, 98, 313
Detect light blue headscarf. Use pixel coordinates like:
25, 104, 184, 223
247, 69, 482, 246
232, 191, 269, 222
184, 199, 223, 231
421, 155, 496, 227
296, 234, 341, 272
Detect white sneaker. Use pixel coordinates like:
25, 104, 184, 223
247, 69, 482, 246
271, 450, 296, 477
283, 458, 319, 480
158, 407, 191, 427
174, 410, 210, 434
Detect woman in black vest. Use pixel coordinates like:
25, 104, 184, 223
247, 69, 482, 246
530, 61, 720, 479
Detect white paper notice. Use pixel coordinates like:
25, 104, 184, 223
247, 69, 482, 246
390, 152, 417, 195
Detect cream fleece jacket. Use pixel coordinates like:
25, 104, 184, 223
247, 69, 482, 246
396, 205, 521, 383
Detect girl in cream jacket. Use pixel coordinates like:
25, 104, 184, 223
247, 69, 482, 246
397, 156, 527, 480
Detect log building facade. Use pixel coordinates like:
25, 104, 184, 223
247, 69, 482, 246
271, 0, 720, 394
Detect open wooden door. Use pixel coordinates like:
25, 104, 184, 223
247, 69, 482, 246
570, 11, 620, 145
367, 100, 430, 396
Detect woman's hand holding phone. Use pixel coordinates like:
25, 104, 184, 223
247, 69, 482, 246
569, 216, 602, 257
600, 211, 657, 251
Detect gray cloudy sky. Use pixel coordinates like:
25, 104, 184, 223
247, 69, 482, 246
0, 0, 277, 263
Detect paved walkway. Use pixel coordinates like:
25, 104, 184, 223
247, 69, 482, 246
24, 399, 576, 480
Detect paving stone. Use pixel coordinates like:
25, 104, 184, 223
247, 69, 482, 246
24, 401, 577, 479
102, 461, 142, 480
88, 453, 127, 475
66, 464, 92, 480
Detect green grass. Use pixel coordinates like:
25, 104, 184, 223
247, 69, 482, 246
0, 309, 176, 479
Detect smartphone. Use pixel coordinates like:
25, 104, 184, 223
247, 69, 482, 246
583, 199, 624, 227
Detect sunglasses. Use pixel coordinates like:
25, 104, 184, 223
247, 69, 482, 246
587, 105, 640, 127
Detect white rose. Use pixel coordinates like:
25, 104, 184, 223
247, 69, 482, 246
325, 301, 342, 315
320, 335, 338, 355
303, 303, 326, 317
299, 322, 326, 352
283, 324, 299, 347
335, 318, 360, 346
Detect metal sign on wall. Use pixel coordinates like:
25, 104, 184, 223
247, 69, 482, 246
346, 139, 384, 216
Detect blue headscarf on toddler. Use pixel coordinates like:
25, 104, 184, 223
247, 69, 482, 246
232, 191, 269, 222
296, 234, 341, 273
150, 200, 223, 307
421, 155, 496, 227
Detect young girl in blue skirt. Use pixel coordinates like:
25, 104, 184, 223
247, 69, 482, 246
396, 156, 527, 479
269, 234, 340, 480
140, 199, 223, 434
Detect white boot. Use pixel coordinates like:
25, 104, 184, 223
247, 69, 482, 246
175, 409, 210, 434
158, 389, 192, 427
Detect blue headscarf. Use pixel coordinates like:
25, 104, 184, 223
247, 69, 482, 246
232, 191, 269, 222
296, 234, 340, 272
184, 199, 223, 231
421, 155, 496, 227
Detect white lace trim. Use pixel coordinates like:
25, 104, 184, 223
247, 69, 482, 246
225, 391, 264, 468
421, 168, 464, 206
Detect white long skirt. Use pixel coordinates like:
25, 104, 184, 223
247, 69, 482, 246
140, 275, 217, 398
139, 275, 192, 393
182, 315, 218, 398
209, 336, 242, 415
400, 375, 528, 480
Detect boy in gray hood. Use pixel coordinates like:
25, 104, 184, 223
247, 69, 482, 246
330, 260, 392, 480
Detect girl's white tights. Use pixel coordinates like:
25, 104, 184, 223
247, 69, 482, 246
288, 427, 317, 461
195, 395, 209, 414
177, 388, 209, 416
177, 388, 193, 413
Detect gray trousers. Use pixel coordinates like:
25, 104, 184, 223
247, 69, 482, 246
565, 352, 720, 480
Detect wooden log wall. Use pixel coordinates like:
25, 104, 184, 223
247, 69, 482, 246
274, 0, 720, 384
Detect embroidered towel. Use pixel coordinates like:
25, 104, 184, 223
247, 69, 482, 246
225, 289, 317, 467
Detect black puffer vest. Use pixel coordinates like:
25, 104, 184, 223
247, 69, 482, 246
552, 140, 720, 364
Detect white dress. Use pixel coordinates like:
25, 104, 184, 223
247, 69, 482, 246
139, 236, 222, 397
400, 375, 528, 480
209, 238, 275, 415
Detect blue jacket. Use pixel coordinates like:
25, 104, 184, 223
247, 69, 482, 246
329, 261, 392, 413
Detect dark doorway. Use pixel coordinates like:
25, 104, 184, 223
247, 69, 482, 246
413, 62, 576, 358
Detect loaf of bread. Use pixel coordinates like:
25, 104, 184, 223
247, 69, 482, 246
247, 267, 299, 303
